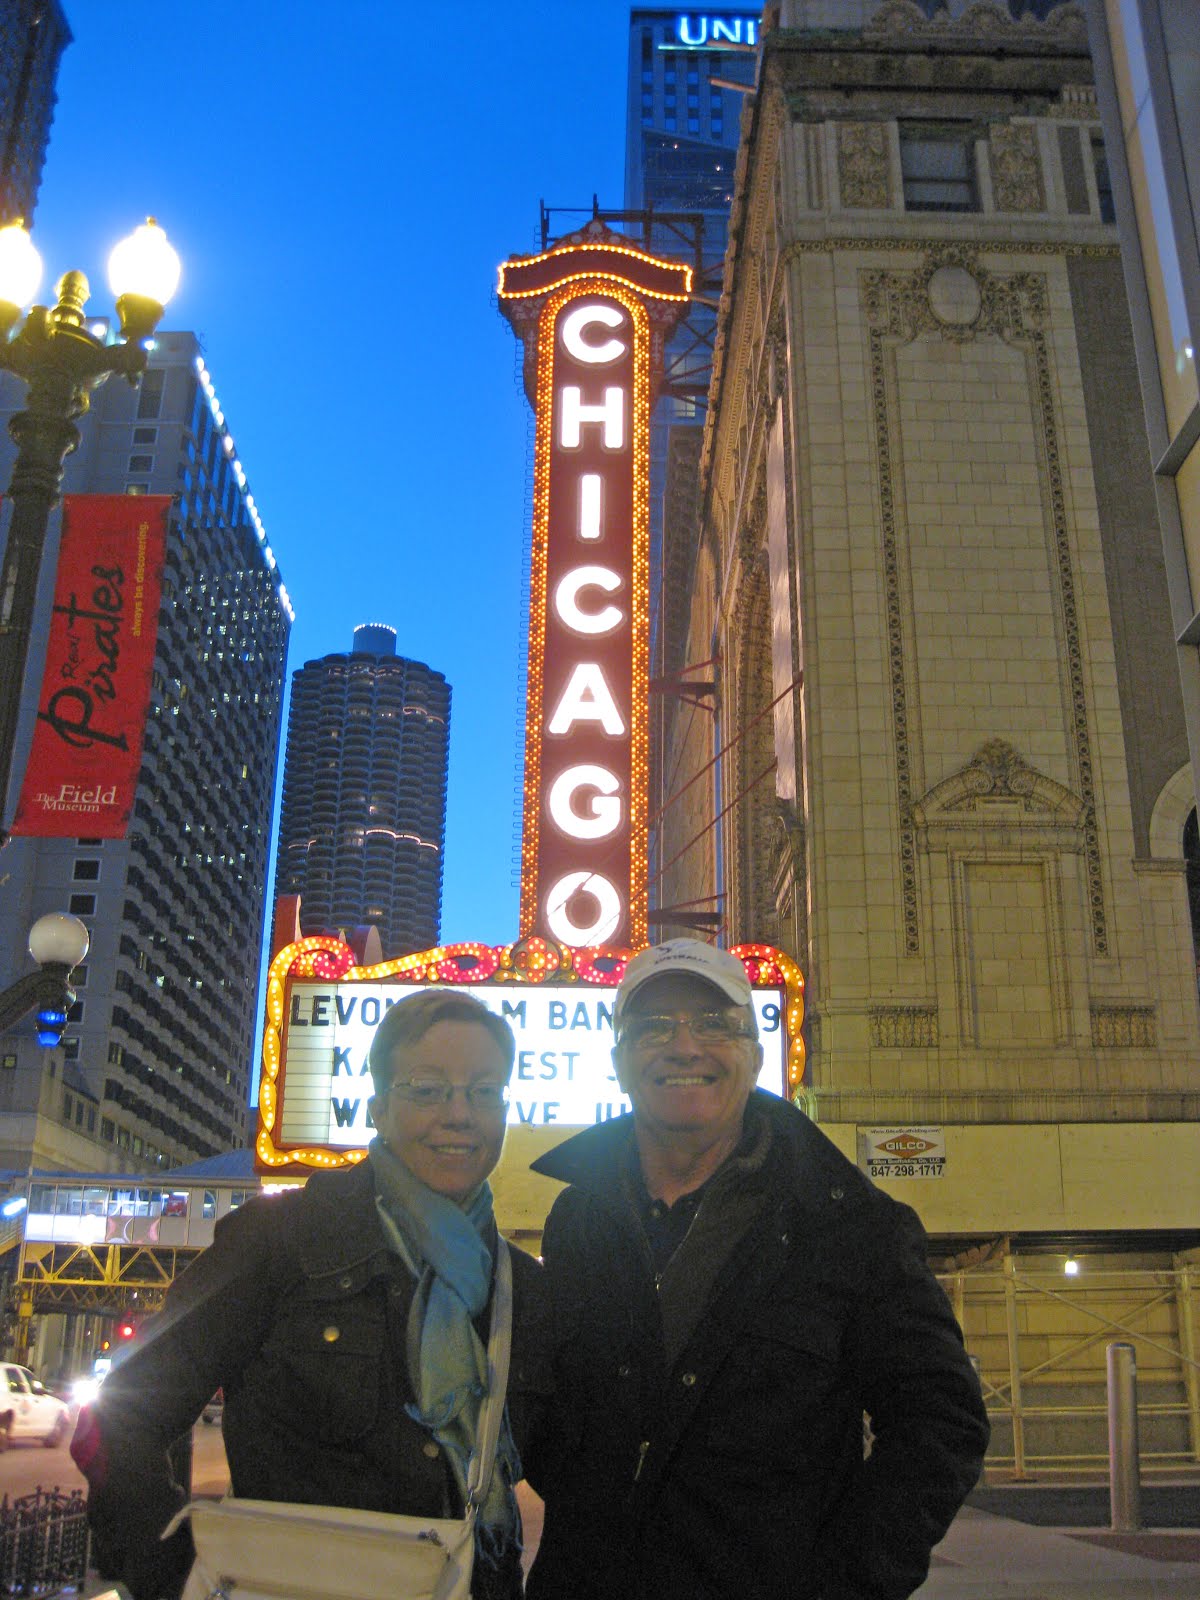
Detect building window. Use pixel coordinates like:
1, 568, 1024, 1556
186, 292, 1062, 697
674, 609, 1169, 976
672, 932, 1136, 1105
126, 484, 149, 495
133, 427, 157, 445
128, 454, 154, 473
68, 894, 95, 916
101, 1118, 115, 1142
68, 1000, 83, 1022
73, 859, 100, 881
2, 1054, 15, 1070
900, 125, 979, 212
1092, 136, 1115, 223
72, 964, 88, 988
137, 368, 166, 419
87, 1107, 96, 1133
64, 1038, 80, 1060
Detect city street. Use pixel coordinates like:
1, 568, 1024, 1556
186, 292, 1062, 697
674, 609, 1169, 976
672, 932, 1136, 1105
0, 1418, 231, 1503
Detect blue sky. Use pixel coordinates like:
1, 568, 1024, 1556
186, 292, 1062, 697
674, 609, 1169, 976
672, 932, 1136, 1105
31, 0, 641, 947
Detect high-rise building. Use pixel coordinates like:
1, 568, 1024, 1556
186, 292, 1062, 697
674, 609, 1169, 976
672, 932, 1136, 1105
0, 331, 292, 1169
274, 628, 450, 959
1085, 0, 1200, 814
624, 10, 758, 918
0, 0, 71, 226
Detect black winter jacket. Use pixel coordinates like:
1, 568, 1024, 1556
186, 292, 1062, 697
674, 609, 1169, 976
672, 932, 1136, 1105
525, 1093, 989, 1600
71, 1159, 547, 1600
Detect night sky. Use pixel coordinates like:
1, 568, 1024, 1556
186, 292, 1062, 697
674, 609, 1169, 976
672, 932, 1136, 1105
30, 0, 641, 947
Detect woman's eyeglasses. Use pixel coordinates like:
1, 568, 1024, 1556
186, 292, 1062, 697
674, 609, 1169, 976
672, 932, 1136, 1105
388, 1081, 510, 1112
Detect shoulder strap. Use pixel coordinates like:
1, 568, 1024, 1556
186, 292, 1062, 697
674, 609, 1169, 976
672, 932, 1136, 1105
463, 1239, 513, 1511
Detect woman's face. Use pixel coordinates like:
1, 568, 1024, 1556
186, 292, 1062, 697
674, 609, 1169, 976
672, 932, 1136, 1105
369, 1019, 510, 1204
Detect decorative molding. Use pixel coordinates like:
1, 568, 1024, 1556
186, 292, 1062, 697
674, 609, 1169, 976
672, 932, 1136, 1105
837, 122, 891, 210
990, 124, 1046, 213
1147, 761, 1195, 861
1090, 1005, 1157, 1048
783, 237, 1119, 262
740, 471, 768, 562
862, 246, 1108, 956
1048, 83, 1100, 120
810, 1086, 1200, 1124
915, 740, 1085, 829
869, 1005, 939, 1048
865, 0, 1089, 47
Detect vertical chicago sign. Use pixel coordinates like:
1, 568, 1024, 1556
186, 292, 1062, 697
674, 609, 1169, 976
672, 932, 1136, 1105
498, 222, 690, 949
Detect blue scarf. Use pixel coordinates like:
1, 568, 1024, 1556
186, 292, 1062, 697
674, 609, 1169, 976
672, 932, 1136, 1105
369, 1142, 522, 1572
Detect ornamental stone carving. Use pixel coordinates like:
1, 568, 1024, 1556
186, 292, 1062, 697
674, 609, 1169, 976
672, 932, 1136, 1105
867, 0, 1088, 47
838, 122, 891, 210
869, 1006, 939, 1048
990, 124, 1045, 213
1090, 1006, 1157, 1048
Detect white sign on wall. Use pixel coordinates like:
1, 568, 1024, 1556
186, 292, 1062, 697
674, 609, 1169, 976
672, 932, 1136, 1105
279, 981, 788, 1146
857, 1126, 947, 1180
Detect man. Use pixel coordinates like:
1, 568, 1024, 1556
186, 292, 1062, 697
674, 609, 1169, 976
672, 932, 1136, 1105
525, 940, 989, 1600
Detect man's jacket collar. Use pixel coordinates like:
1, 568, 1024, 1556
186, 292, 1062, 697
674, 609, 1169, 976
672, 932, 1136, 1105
530, 1089, 866, 1214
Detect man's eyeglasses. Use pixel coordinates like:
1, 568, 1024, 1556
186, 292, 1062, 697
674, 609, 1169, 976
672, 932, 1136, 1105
618, 1010, 756, 1050
388, 1081, 510, 1113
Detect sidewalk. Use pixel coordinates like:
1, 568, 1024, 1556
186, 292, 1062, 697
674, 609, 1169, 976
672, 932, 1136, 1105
84, 1469, 1200, 1599
918, 1504, 1200, 1597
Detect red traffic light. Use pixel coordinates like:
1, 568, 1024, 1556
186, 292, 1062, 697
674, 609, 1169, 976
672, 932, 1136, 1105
118, 1322, 135, 1340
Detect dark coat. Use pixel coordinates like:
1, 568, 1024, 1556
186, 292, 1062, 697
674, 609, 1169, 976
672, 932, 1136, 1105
524, 1092, 989, 1600
71, 1159, 546, 1600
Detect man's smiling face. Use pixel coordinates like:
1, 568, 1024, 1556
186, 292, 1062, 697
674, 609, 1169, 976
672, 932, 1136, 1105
613, 973, 762, 1147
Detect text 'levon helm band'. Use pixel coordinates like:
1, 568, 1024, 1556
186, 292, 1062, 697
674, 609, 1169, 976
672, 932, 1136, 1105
498, 225, 690, 950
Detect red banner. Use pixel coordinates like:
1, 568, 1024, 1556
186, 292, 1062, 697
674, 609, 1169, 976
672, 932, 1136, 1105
10, 494, 169, 838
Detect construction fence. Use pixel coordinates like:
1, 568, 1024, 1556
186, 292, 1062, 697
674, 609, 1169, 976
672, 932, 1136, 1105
940, 1251, 1200, 1478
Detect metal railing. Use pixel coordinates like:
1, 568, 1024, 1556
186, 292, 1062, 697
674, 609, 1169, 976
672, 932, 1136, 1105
0, 1488, 89, 1597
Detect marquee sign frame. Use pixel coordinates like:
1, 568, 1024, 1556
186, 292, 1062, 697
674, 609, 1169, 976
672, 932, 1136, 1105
256, 935, 805, 1173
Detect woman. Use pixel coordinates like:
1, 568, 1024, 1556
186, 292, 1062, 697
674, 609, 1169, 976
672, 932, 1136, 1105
72, 989, 545, 1600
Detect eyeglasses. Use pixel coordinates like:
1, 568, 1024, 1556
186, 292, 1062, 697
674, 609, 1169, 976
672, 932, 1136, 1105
388, 1080, 510, 1113
618, 1010, 756, 1050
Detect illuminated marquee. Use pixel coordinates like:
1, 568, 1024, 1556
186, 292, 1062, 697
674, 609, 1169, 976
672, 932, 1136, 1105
257, 936, 805, 1173
498, 224, 690, 949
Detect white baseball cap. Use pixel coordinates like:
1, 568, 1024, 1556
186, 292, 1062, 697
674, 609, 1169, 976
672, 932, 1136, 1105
614, 939, 753, 1028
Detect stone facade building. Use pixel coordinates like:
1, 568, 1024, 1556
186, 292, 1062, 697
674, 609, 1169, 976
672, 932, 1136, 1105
656, 0, 1200, 1259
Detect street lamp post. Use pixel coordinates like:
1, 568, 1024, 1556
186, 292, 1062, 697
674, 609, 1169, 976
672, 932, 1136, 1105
0, 910, 90, 1040
0, 219, 181, 836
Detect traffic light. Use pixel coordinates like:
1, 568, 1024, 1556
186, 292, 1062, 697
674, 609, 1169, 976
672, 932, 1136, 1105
117, 1320, 136, 1341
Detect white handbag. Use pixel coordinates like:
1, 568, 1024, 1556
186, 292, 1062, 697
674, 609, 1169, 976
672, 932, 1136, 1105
171, 1243, 513, 1600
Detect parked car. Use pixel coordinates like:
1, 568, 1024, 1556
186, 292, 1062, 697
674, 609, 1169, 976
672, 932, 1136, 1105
0, 1364, 71, 1448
